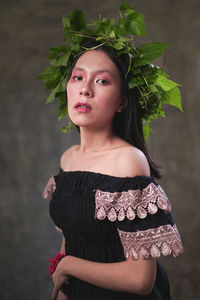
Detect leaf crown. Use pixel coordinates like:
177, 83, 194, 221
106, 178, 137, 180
38, 2, 183, 140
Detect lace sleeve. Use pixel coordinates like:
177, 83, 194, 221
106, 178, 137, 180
94, 180, 183, 260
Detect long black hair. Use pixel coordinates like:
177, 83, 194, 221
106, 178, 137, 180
67, 42, 162, 179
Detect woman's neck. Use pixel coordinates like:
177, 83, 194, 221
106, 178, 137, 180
79, 126, 117, 152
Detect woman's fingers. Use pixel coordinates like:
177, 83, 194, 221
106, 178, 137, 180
51, 286, 59, 300
51, 258, 70, 300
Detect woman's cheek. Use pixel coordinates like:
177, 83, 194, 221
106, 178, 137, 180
97, 89, 113, 106
97, 92, 119, 113
66, 84, 74, 103
67, 84, 79, 108
66, 85, 76, 120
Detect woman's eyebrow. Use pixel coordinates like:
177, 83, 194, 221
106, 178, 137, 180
96, 69, 115, 77
73, 67, 114, 77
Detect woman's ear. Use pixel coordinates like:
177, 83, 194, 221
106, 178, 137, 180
117, 96, 128, 112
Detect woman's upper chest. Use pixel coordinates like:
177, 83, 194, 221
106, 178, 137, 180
63, 146, 130, 177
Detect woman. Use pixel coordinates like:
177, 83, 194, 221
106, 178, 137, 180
41, 5, 183, 300
43, 47, 183, 300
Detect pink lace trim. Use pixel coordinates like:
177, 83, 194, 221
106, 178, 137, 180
117, 224, 183, 260
95, 183, 171, 222
43, 176, 56, 200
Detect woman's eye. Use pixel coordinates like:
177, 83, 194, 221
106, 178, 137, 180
72, 75, 82, 81
97, 79, 109, 85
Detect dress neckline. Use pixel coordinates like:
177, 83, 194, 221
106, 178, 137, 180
59, 168, 154, 181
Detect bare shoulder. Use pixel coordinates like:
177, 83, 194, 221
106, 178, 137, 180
114, 145, 150, 177
60, 145, 79, 170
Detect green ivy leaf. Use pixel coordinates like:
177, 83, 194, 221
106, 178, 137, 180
118, 37, 131, 42
154, 74, 179, 91
69, 10, 87, 31
46, 89, 56, 103
52, 51, 71, 67
128, 76, 146, 88
56, 93, 67, 121
93, 17, 115, 36
62, 17, 71, 40
109, 31, 116, 39
49, 45, 69, 59
116, 18, 129, 35
134, 64, 168, 79
71, 43, 81, 52
128, 12, 146, 36
113, 41, 125, 50
102, 17, 115, 27
45, 75, 63, 90
38, 66, 59, 83
148, 83, 160, 94
46, 76, 68, 103
56, 77, 68, 93
38, 66, 63, 90
120, 2, 131, 11
134, 43, 170, 66
61, 126, 67, 133
162, 86, 183, 111
62, 17, 70, 29
143, 122, 152, 141
120, 2, 135, 17
160, 109, 165, 117
129, 71, 171, 89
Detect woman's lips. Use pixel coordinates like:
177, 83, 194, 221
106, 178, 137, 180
74, 102, 92, 113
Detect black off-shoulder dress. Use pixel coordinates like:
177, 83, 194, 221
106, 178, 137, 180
48, 170, 183, 300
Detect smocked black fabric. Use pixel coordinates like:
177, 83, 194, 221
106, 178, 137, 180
49, 170, 172, 300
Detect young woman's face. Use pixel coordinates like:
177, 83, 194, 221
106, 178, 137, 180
66, 49, 123, 130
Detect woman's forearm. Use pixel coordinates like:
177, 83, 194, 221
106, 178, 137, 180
61, 255, 156, 296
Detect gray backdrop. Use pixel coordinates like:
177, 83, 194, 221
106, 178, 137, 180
0, 0, 199, 299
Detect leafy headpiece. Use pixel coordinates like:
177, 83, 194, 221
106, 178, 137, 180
39, 2, 182, 140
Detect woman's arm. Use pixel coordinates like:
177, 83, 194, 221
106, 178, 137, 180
52, 255, 156, 300
60, 237, 66, 254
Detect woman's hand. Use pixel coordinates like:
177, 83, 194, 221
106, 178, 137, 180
51, 257, 70, 300
58, 291, 68, 300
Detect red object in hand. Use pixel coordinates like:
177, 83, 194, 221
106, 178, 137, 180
49, 252, 65, 277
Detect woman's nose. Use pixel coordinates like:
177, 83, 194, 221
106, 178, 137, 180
80, 85, 93, 97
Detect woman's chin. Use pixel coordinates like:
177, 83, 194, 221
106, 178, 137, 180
70, 119, 93, 129
69, 115, 95, 128
69, 114, 111, 131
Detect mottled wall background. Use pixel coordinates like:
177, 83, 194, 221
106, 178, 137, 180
0, 0, 199, 299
